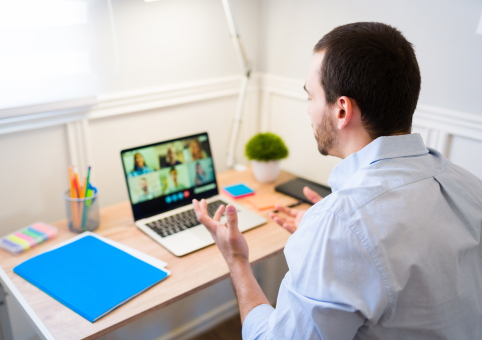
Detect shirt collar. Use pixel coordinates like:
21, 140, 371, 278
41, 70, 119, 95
328, 133, 428, 191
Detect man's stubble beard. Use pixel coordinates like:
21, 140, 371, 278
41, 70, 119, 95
314, 109, 337, 156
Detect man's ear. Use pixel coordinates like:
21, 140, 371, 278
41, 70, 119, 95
336, 96, 354, 130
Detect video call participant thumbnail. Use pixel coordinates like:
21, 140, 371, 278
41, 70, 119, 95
160, 147, 183, 168
164, 165, 190, 194
188, 158, 214, 186
137, 177, 153, 202
189, 139, 208, 161
129, 152, 154, 177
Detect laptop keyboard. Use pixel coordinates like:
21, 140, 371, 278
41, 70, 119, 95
145, 199, 228, 238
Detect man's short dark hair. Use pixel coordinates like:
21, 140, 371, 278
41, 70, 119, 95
314, 22, 421, 139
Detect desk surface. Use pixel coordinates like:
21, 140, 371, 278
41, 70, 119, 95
0, 169, 307, 340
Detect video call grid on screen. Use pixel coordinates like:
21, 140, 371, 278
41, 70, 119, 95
121, 133, 218, 219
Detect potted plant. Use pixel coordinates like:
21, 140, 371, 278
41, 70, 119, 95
245, 132, 289, 183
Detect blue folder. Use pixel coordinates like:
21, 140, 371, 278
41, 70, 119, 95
14, 235, 169, 322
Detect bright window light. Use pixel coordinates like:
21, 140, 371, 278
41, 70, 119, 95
0, 1, 87, 28
0, 0, 97, 118
0, 52, 90, 82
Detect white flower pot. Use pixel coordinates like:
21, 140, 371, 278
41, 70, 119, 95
251, 160, 280, 183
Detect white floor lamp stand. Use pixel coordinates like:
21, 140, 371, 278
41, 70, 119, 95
221, 0, 251, 171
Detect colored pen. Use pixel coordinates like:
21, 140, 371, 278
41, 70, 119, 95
69, 166, 75, 198
272, 200, 304, 213
84, 166, 91, 198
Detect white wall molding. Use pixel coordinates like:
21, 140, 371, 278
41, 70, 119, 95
0, 74, 261, 136
2, 73, 481, 165
66, 119, 92, 176
3, 75, 480, 144
91, 75, 260, 120
0, 106, 89, 136
260, 74, 305, 98
258, 74, 305, 131
0, 97, 97, 121
258, 74, 482, 158
413, 104, 482, 143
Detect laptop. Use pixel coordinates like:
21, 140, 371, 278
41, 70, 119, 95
120, 132, 267, 256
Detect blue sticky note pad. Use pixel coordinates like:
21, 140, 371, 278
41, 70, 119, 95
14, 236, 168, 322
223, 183, 255, 198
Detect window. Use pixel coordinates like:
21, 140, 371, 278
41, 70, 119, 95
0, 0, 99, 119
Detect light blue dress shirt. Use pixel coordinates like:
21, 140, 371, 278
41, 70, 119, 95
243, 133, 482, 340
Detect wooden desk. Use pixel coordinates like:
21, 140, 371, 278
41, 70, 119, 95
0, 169, 307, 340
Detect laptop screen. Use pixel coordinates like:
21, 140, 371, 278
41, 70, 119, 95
120, 132, 219, 221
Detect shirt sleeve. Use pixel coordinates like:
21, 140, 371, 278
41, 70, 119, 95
242, 304, 275, 339
242, 209, 390, 340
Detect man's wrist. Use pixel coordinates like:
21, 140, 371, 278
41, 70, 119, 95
227, 255, 250, 270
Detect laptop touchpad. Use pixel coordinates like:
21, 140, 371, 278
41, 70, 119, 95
189, 226, 214, 243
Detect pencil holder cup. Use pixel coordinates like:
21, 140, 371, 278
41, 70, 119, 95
63, 188, 100, 233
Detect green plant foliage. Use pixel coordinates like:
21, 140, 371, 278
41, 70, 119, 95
245, 132, 289, 161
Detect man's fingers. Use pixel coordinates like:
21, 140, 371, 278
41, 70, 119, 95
200, 198, 208, 213
193, 199, 217, 232
193, 199, 202, 217
269, 212, 287, 227
225, 205, 239, 233
193, 199, 208, 219
270, 210, 297, 233
274, 204, 298, 217
303, 186, 323, 204
282, 221, 297, 234
213, 205, 225, 221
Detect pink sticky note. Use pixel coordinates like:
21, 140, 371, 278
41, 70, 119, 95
31, 223, 56, 239
14, 232, 36, 246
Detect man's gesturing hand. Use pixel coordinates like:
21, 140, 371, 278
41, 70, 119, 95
270, 186, 323, 234
302, 186, 323, 204
193, 199, 249, 266
193, 199, 270, 323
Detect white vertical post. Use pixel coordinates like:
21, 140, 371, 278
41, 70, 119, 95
221, 0, 252, 170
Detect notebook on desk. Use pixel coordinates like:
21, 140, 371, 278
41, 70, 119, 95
13, 233, 169, 323
120, 132, 267, 257
275, 177, 332, 203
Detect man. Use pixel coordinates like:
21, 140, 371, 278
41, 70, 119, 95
193, 22, 482, 339
161, 147, 182, 168
167, 166, 186, 193
136, 177, 153, 203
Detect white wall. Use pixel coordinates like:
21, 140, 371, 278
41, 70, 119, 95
258, 0, 482, 185
0, 126, 70, 231
97, 0, 261, 95
259, 0, 482, 115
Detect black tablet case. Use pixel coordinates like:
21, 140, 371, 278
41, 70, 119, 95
275, 177, 332, 203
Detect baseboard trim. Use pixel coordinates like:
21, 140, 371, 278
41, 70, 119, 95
155, 299, 239, 340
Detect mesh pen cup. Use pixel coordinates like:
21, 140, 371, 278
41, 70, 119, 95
63, 188, 100, 233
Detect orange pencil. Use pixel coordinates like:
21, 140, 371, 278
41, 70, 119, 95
75, 173, 83, 199
73, 169, 83, 228
69, 167, 75, 198
69, 167, 80, 229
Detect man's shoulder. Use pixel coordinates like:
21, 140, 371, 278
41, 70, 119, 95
311, 176, 411, 222
316, 156, 444, 220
